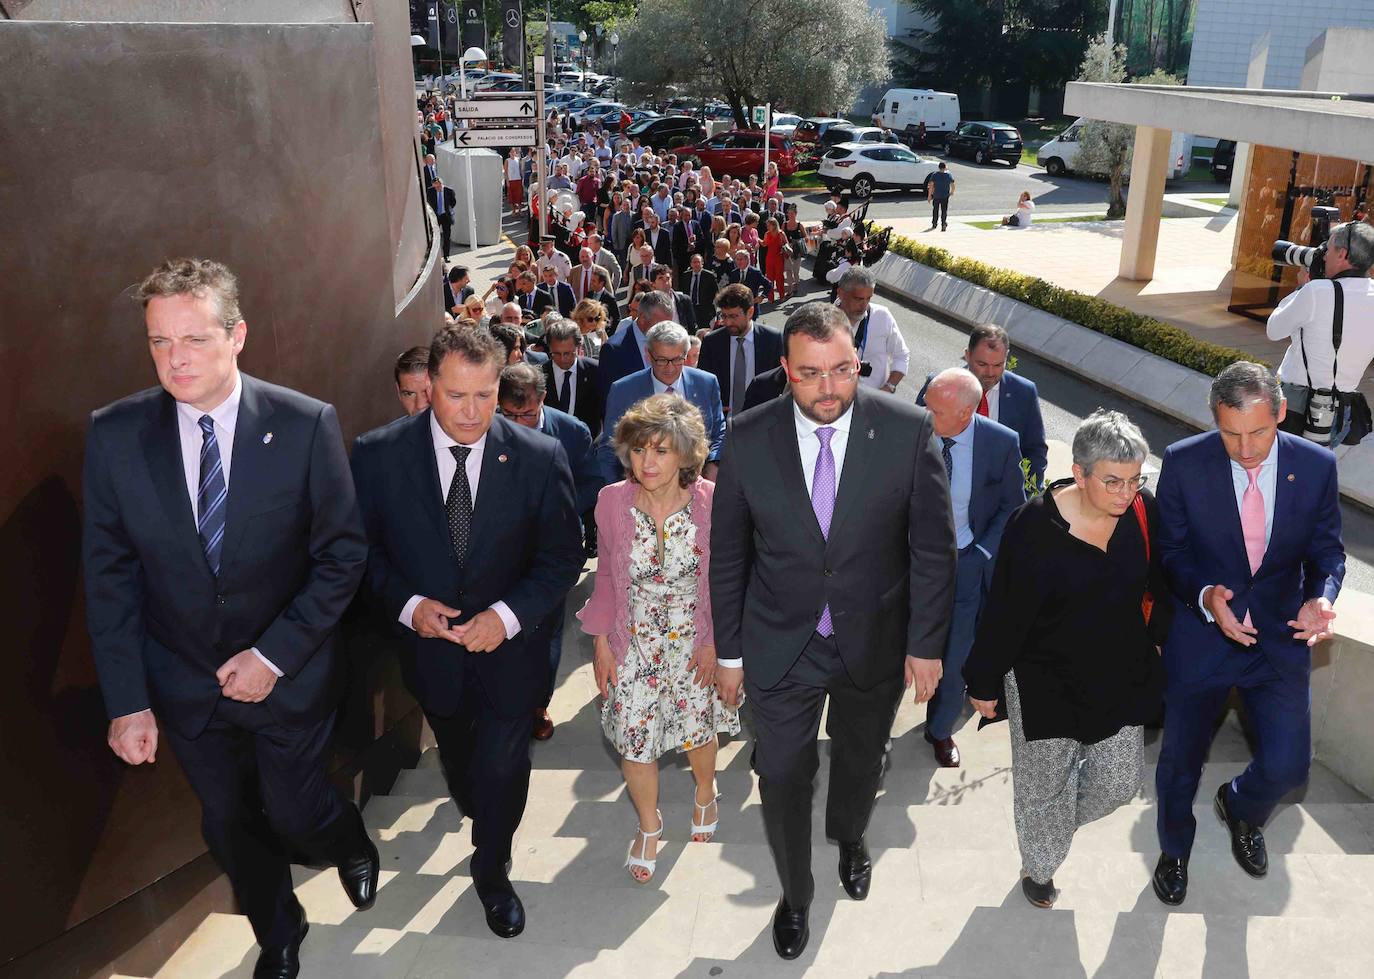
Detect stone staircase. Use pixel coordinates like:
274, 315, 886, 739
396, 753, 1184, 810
128, 593, 1374, 978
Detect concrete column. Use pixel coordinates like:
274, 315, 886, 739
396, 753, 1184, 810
1119, 125, 1171, 281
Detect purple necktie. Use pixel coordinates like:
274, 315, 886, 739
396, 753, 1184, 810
812, 426, 836, 637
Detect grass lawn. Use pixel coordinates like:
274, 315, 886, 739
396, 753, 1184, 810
1015, 115, 1074, 168
780, 168, 826, 190
1198, 196, 1233, 207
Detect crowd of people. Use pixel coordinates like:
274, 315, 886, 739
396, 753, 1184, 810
82, 115, 1364, 971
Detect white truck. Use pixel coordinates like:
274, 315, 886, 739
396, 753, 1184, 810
870, 88, 961, 146
1037, 118, 1196, 180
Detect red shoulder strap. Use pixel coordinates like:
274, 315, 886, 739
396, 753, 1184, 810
1131, 493, 1149, 563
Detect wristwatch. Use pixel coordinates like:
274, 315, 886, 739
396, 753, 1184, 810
880, 382, 897, 393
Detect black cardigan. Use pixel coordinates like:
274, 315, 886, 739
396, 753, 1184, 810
963, 480, 1171, 743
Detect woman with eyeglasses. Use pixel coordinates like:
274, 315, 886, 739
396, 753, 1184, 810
963, 408, 1171, 910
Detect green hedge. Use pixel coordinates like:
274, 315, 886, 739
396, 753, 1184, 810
884, 231, 1260, 376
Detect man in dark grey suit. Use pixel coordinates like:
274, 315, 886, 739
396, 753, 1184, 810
83, 259, 376, 979
711, 303, 957, 960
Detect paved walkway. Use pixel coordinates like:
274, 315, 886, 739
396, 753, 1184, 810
134, 560, 1374, 978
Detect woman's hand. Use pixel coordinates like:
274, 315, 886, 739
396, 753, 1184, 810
593, 636, 617, 699
688, 644, 717, 689
969, 697, 999, 720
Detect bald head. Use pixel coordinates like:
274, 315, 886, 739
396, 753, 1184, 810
925, 368, 984, 438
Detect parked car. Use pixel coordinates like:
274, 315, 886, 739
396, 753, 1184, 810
792, 117, 849, 146
1210, 139, 1236, 181
1036, 117, 1194, 179
946, 121, 1023, 166
818, 142, 940, 198
545, 90, 587, 108
770, 113, 803, 136
484, 78, 527, 92
579, 102, 626, 125
473, 72, 521, 92
820, 125, 897, 148
870, 88, 961, 146
623, 115, 707, 150
684, 129, 798, 178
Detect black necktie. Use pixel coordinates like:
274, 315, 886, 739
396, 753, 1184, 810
558, 369, 571, 412
941, 437, 955, 482
446, 445, 473, 570
732, 337, 747, 413
691, 273, 699, 305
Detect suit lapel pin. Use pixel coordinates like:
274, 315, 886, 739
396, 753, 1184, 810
498, 453, 509, 463
1287, 473, 1295, 482
262, 432, 273, 444
867, 429, 875, 440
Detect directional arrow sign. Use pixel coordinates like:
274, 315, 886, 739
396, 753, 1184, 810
455, 128, 537, 147
451, 98, 535, 119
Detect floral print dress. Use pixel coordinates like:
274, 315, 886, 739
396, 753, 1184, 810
602, 502, 741, 763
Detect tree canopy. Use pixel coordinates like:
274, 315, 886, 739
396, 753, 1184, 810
616, 0, 891, 128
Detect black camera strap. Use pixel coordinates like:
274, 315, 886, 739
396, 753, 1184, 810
854, 309, 871, 359
1296, 278, 1345, 395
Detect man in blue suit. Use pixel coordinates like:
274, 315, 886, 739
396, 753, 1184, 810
920, 369, 1026, 767
1151, 363, 1344, 907
350, 327, 583, 939
918, 324, 1048, 491
724, 248, 773, 305
84, 259, 376, 979
598, 320, 726, 484
597, 288, 675, 390
535, 264, 576, 318
498, 363, 601, 741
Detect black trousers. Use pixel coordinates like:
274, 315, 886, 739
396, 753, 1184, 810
930, 198, 949, 228
425, 663, 534, 897
439, 218, 453, 258
745, 632, 904, 908
163, 697, 349, 949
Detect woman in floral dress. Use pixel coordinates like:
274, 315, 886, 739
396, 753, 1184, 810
578, 395, 740, 883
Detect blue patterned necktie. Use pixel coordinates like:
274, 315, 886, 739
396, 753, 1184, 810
197, 415, 228, 575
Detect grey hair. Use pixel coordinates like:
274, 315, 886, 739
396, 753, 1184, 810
636, 290, 675, 322
1209, 361, 1282, 419
543, 319, 581, 345
928, 367, 983, 409
645, 321, 690, 353
1332, 221, 1374, 274
837, 265, 877, 293
1072, 408, 1149, 475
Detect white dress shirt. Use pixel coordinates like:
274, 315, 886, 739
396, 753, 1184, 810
175, 372, 282, 676
398, 413, 521, 638
1267, 276, 1374, 392
848, 302, 910, 389
794, 400, 854, 495
1199, 436, 1278, 622
551, 361, 580, 416
983, 381, 1001, 421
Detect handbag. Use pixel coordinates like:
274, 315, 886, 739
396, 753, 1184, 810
1130, 493, 1155, 626
1281, 278, 1373, 446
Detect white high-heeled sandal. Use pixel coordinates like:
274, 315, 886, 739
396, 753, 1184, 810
691, 790, 720, 842
625, 810, 663, 883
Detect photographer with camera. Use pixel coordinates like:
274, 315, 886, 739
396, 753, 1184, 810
1267, 219, 1374, 448
834, 265, 909, 393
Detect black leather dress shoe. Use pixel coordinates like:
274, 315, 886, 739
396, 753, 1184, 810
253, 905, 307, 979
838, 839, 872, 901
1214, 783, 1267, 878
925, 731, 960, 768
336, 816, 381, 911
771, 899, 809, 960
1151, 853, 1188, 906
480, 889, 526, 939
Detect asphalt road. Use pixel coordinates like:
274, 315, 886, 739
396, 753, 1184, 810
748, 275, 1374, 593
789, 153, 1230, 223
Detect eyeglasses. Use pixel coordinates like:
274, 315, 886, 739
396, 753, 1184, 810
788, 364, 860, 385
497, 406, 541, 422
1093, 474, 1150, 495
649, 355, 687, 367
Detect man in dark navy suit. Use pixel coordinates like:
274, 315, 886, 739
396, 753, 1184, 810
1151, 363, 1344, 907
696, 284, 784, 415
542, 319, 603, 438
499, 363, 600, 741
598, 289, 674, 390
919, 369, 1025, 768
916, 323, 1048, 491
83, 259, 375, 979
350, 327, 582, 939
427, 177, 457, 259
535, 264, 576, 318
724, 248, 773, 305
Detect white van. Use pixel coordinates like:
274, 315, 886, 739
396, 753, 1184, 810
871, 89, 961, 145
1037, 118, 1196, 180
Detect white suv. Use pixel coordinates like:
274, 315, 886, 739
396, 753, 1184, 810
818, 142, 940, 199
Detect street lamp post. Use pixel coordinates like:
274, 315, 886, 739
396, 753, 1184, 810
578, 29, 587, 88
610, 32, 618, 81
458, 45, 487, 255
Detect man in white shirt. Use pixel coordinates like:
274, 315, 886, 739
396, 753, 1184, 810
535, 237, 572, 283
1266, 221, 1374, 445
833, 265, 908, 392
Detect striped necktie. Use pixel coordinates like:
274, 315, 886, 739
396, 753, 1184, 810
197, 415, 228, 575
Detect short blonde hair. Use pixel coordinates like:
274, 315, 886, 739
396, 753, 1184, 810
137, 257, 241, 331
571, 297, 607, 328
614, 394, 708, 487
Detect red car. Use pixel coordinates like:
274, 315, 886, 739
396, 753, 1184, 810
685, 129, 798, 178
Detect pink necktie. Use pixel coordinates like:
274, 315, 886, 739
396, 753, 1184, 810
1241, 467, 1265, 626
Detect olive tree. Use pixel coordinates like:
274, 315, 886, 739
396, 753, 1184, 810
1073, 35, 1182, 218
617, 0, 890, 128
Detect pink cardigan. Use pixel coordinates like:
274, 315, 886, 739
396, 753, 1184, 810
576, 478, 715, 665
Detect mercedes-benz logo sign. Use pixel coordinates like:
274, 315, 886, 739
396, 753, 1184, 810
447, 7, 458, 23
506, 9, 520, 27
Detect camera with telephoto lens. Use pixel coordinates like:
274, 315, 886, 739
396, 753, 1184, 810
1271, 205, 1341, 279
